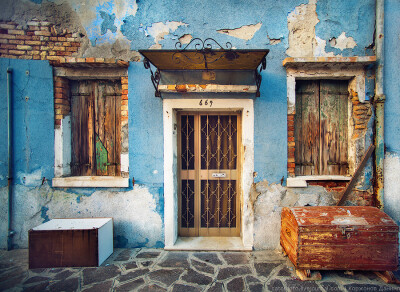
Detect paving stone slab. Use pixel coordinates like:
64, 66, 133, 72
136, 251, 161, 259
246, 275, 262, 284
148, 268, 183, 286
82, 265, 121, 286
23, 275, 49, 284
320, 281, 342, 292
267, 279, 285, 292
54, 269, 75, 280
171, 283, 202, 292
118, 268, 149, 282
22, 281, 50, 292
226, 277, 245, 292
277, 266, 292, 277
248, 283, 264, 292
217, 266, 252, 280
115, 249, 133, 261
115, 278, 145, 292
191, 259, 215, 275
124, 261, 138, 270
137, 283, 167, 292
285, 279, 322, 292
193, 252, 223, 265
343, 283, 382, 291
221, 252, 249, 265
182, 268, 213, 286
254, 263, 280, 278
47, 277, 79, 292
207, 282, 224, 292
81, 280, 113, 292
158, 253, 190, 269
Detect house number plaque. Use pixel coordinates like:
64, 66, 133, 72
212, 173, 226, 178
199, 99, 213, 107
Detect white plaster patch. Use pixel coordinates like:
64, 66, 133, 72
145, 21, 188, 49
384, 153, 400, 227
286, 2, 319, 57
313, 36, 335, 57
179, 34, 193, 45
217, 23, 262, 41
331, 32, 357, 51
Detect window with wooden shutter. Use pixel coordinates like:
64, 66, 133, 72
294, 80, 348, 176
70, 80, 121, 176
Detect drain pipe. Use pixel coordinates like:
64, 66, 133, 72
374, 0, 385, 208
7, 67, 15, 250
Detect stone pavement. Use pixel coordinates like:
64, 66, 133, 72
0, 248, 399, 292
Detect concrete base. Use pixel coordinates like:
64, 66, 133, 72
165, 237, 252, 251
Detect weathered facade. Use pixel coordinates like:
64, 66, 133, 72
0, 0, 399, 251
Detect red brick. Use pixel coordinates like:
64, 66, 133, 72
287, 120, 294, 127
9, 40, 24, 45
287, 114, 294, 121
85, 57, 95, 62
1, 44, 17, 49
122, 89, 128, 95
9, 49, 25, 55
288, 137, 295, 142
65, 46, 78, 52
71, 42, 80, 47
288, 163, 295, 168
121, 94, 128, 100
288, 126, 295, 131
32, 55, 40, 60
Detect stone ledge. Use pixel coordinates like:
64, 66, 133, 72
283, 56, 376, 67
287, 175, 351, 188
52, 176, 129, 188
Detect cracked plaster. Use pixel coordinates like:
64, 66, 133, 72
217, 23, 262, 41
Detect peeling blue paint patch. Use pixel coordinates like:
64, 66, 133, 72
29, 0, 42, 3
100, 11, 117, 35
315, 0, 375, 56
40, 206, 49, 223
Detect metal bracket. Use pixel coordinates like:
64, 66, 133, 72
255, 55, 267, 97
143, 57, 161, 97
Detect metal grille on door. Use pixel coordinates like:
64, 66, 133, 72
179, 113, 241, 237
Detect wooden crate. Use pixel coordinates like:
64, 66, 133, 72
29, 218, 113, 269
280, 206, 399, 273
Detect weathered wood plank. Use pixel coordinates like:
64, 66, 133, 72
336, 144, 375, 205
115, 82, 122, 176
295, 81, 319, 175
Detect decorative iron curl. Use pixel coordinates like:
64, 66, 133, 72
173, 38, 234, 70
143, 57, 161, 97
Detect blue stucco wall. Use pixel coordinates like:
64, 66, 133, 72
0, 59, 54, 187
0, 0, 389, 249
384, 0, 400, 154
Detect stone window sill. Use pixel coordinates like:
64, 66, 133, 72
287, 175, 351, 188
52, 176, 129, 188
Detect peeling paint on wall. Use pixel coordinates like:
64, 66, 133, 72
178, 34, 193, 45
330, 32, 357, 51
217, 23, 262, 41
143, 21, 188, 49
286, 1, 319, 57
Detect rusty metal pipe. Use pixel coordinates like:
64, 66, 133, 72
374, 0, 385, 208
7, 67, 15, 250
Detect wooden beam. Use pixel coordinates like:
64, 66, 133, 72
336, 144, 375, 206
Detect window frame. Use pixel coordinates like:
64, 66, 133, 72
283, 57, 375, 188
52, 64, 129, 188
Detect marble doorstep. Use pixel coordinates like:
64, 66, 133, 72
165, 237, 252, 251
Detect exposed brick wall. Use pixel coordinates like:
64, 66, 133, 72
121, 76, 128, 122
350, 91, 372, 136
54, 76, 70, 126
287, 114, 295, 177
0, 19, 81, 63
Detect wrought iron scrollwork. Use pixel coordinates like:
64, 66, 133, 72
143, 57, 161, 97
173, 38, 234, 70
255, 55, 267, 97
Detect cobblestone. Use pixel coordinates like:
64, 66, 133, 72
0, 248, 398, 291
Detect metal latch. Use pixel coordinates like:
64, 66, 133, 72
212, 173, 226, 178
341, 227, 355, 239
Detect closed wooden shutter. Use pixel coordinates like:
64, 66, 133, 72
295, 80, 348, 176
71, 80, 121, 176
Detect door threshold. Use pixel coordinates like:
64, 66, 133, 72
165, 237, 252, 251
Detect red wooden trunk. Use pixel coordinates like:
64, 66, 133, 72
280, 206, 399, 271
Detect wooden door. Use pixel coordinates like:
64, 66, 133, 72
178, 112, 241, 237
